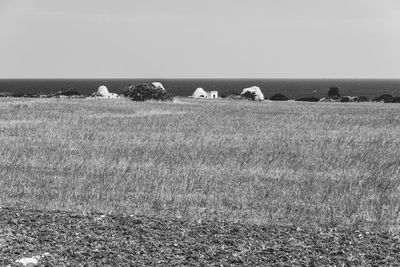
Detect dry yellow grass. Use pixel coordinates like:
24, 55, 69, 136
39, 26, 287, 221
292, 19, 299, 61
1, 97, 400, 230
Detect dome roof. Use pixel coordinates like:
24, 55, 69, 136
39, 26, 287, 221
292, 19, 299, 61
98, 85, 109, 95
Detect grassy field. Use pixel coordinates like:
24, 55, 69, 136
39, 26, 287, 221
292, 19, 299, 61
0, 97, 400, 230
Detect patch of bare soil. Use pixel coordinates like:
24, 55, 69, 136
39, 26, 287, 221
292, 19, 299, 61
1, 207, 400, 266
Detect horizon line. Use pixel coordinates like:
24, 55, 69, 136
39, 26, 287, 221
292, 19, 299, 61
1, 77, 400, 80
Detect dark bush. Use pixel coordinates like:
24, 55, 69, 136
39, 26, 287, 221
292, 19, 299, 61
295, 97, 319, 102
340, 96, 351, 102
12, 92, 25, 97
328, 87, 341, 99
25, 94, 40, 98
270, 93, 289, 101
0, 92, 13, 97
358, 96, 369, 102
59, 90, 81, 96
124, 84, 173, 101
242, 91, 257, 101
373, 94, 393, 103
392, 97, 400, 103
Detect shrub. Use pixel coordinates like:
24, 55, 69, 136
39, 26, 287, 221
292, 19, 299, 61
241, 91, 257, 101
0, 92, 13, 97
59, 90, 81, 96
270, 93, 289, 101
328, 87, 341, 99
296, 97, 319, 102
124, 84, 173, 101
25, 94, 40, 98
340, 96, 351, 102
358, 96, 369, 102
392, 97, 400, 103
373, 94, 393, 103
12, 92, 25, 97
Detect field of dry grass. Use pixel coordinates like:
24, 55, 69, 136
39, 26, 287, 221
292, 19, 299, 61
1, 97, 400, 230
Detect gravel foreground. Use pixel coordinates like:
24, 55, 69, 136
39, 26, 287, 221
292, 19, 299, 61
1, 207, 400, 266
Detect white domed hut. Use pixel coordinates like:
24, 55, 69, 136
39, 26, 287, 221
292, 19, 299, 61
192, 88, 207, 98
191, 88, 218, 99
241, 86, 264, 100
151, 82, 166, 91
98, 85, 109, 95
92, 85, 119, 99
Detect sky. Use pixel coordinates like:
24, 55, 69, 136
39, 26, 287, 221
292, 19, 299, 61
0, 0, 399, 78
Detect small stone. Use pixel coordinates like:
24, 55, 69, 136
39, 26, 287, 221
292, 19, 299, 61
15, 257, 39, 266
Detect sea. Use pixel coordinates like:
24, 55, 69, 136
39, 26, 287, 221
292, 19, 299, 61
0, 79, 399, 99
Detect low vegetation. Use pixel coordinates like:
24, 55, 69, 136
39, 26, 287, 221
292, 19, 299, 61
295, 96, 320, 102
1, 98, 400, 231
241, 91, 257, 101
1, 85, 398, 104
123, 84, 173, 101
269, 93, 289, 101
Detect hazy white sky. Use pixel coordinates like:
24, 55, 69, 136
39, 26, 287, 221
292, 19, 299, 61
0, 0, 399, 78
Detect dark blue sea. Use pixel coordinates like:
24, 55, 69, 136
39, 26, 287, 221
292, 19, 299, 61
0, 79, 399, 99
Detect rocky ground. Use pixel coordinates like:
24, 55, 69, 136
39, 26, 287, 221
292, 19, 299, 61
1, 207, 400, 266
